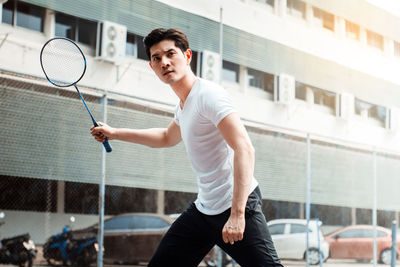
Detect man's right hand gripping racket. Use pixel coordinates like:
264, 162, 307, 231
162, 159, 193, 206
40, 37, 112, 153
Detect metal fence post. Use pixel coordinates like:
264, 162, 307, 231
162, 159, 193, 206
97, 94, 108, 267
392, 220, 397, 267
306, 133, 311, 267
217, 247, 222, 267
372, 151, 377, 267
316, 218, 323, 267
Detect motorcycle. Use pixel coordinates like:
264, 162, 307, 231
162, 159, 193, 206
0, 212, 37, 267
204, 246, 231, 267
43, 217, 97, 266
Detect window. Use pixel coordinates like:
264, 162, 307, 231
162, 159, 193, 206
136, 35, 148, 60
248, 68, 274, 94
355, 98, 386, 126
0, 175, 57, 212
312, 87, 336, 110
345, 20, 360, 40
2, 0, 45, 32
269, 224, 285, 235
295, 82, 335, 111
394, 41, 400, 57
313, 7, 334, 31
133, 216, 170, 230
126, 33, 136, 57
367, 30, 383, 51
295, 81, 307, 101
65, 182, 98, 214
104, 216, 132, 230
55, 13, 97, 48
337, 229, 364, 238
2, 0, 14, 25
253, 0, 274, 10
222, 60, 239, 83
287, 0, 306, 19
190, 50, 198, 75
55, 13, 76, 40
255, 0, 274, 6
290, 224, 310, 234
77, 18, 97, 47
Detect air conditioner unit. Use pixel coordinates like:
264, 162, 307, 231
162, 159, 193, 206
386, 107, 399, 131
97, 21, 127, 63
276, 73, 295, 104
336, 93, 354, 119
200, 50, 221, 84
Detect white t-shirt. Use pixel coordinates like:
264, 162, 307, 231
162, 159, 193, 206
174, 78, 258, 215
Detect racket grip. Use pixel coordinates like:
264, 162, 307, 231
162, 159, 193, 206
102, 138, 112, 153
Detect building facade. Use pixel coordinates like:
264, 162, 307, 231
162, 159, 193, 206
1, 0, 400, 243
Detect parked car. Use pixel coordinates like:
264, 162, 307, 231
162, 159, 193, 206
325, 224, 400, 264
71, 212, 216, 265
267, 219, 330, 265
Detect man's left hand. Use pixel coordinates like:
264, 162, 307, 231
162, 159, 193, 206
222, 213, 245, 245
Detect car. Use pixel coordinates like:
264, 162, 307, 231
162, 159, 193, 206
100, 213, 174, 264
73, 213, 216, 265
324, 224, 400, 264
267, 218, 330, 265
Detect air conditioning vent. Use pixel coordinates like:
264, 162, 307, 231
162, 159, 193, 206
97, 21, 127, 63
276, 73, 295, 104
200, 50, 221, 84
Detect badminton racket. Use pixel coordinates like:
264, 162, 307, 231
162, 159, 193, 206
40, 37, 112, 153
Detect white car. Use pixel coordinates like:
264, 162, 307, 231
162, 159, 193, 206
268, 219, 330, 265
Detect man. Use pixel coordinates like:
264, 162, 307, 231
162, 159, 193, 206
91, 28, 282, 267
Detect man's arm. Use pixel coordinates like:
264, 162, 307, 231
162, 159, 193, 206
90, 120, 182, 148
217, 112, 255, 245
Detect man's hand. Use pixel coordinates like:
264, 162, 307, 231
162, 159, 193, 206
222, 213, 245, 245
90, 122, 116, 142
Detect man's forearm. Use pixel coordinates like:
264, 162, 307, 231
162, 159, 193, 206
231, 145, 255, 216
114, 128, 171, 148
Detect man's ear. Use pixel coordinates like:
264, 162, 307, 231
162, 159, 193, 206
185, 49, 192, 65
149, 62, 153, 69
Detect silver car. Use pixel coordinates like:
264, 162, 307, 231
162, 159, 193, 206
268, 218, 330, 265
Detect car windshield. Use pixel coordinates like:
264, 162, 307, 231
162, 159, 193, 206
103, 215, 170, 231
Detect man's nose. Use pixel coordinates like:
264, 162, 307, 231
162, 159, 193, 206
161, 56, 170, 67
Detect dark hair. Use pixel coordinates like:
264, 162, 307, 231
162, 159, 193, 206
143, 28, 189, 59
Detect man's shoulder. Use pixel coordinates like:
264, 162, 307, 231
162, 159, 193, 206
197, 78, 226, 96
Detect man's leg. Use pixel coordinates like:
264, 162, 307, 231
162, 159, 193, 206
148, 203, 216, 267
216, 187, 283, 267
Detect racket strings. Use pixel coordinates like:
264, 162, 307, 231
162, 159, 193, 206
41, 38, 86, 87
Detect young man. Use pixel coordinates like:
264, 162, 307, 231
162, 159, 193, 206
91, 28, 282, 267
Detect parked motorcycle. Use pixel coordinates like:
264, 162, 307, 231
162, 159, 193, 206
0, 212, 37, 267
43, 217, 97, 266
204, 246, 231, 267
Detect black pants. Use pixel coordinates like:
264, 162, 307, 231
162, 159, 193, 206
148, 187, 283, 267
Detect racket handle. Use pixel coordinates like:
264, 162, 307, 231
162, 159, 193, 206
102, 138, 112, 153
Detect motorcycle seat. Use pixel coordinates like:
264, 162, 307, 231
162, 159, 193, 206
1, 233, 30, 246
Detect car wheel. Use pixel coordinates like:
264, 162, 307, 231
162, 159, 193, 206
305, 248, 322, 265
380, 248, 392, 265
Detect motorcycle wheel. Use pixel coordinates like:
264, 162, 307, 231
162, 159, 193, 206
204, 252, 230, 267
76, 245, 97, 266
45, 248, 64, 266
18, 258, 32, 267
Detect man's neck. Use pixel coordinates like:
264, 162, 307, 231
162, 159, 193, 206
171, 71, 197, 108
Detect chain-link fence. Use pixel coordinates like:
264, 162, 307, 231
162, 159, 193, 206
1, 69, 400, 266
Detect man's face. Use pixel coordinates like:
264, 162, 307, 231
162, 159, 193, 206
149, 40, 191, 85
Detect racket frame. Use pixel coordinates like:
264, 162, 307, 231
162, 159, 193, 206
40, 37, 112, 153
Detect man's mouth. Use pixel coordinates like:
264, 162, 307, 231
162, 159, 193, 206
163, 70, 173, 76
